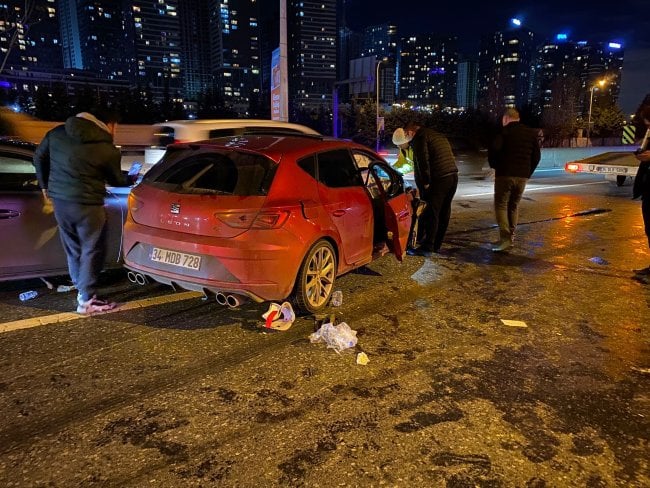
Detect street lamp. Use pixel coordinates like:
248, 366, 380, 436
587, 79, 606, 146
376, 58, 386, 152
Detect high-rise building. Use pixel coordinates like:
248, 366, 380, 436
58, 0, 83, 69
531, 35, 624, 121
574, 40, 624, 116
208, 0, 261, 115
398, 35, 458, 109
457, 59, 478, 109
178, 0, 211, 101
258, 2, 280, 118
1, 0, 62, 73
478, 21, 536, 116
287, 0, 337, 113
335, 0, 361, 103
130, 0, 183, 102
59, 0, 135, 81
360, 23, 397, 103
361, 23, 397, 60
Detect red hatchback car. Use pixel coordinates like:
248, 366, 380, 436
122, 134, 412, 313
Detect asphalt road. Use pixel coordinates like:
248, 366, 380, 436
0, 172, 648, 487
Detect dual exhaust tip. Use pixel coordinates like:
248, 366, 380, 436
215, 292, 245, 308
127, 271, 246, 308
127, 270, 148, 285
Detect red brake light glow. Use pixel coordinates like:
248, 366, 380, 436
565, 163, 580, 173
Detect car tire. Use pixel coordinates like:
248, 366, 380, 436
292, 240, 337, 314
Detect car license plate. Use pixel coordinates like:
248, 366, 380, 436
595, 166, 617, 173
151, 247, 201, 270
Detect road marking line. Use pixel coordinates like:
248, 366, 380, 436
462, 181, 607, 198
0, 291, 202, 334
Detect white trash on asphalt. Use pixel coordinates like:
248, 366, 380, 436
356, 352, 370, 365
261, 302, 296, 331
501, 319, 528, 328
309, 321, 358, 353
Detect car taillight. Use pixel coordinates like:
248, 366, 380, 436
565, 163, 580, 173
215, 210, 290, 229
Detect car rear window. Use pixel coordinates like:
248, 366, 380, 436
144, 151, 276, 196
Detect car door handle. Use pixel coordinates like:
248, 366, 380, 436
332, 209, 346, 217
0, 209, 20, 219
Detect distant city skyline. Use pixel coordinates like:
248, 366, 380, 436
345, 0, 649, 113
0, 1, 644, 122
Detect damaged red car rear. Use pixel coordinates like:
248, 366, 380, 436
122, 134, 411, 313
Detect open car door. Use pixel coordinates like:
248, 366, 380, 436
367, 162, 412, 261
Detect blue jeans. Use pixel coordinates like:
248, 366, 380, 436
494, 176, 528, 242
53, 200, 107, 302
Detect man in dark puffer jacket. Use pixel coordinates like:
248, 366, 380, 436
632, 105, 650, 283
488, 108, 541, 252
404, 121, 458, 257
33, 111, 133, 314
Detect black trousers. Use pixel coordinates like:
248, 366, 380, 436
417, 173, 458, 252
641, 194, 650, 247
53, 200, 107, 302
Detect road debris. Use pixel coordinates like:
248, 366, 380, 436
501, 319, 528, 328
310, 321, 358, 353
40, 277, 54, 290
356, 352, 370, 365
18, 291, 38, 302
261, 302, 295, 331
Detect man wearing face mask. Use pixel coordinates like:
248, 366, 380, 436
403, 121, 458, 257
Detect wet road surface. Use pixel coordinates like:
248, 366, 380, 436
0, 174, 648, 487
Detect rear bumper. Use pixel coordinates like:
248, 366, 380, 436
122, 221, 305, 301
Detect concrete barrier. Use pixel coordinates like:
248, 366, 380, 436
538, 146, 637, 169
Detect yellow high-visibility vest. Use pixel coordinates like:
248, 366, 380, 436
394, 146, 414, 173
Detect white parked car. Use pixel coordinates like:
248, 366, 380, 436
144, 119, 320, 167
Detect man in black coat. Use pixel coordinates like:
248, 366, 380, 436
632, 105, 650, 283
404, 121, 458, 256
34, 111, 134, 314
488, 108, 541, 252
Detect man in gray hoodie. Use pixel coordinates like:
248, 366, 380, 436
33, 111, 133, 314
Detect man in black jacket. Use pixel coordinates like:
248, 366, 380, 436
33, 111, 133, 314
632, 105, 650, 282
488, 108, 541, 252
404, 121, 458, 256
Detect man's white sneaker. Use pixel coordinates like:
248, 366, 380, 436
77, 296, 116, 314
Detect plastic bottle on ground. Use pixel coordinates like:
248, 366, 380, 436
19, 290, 38, 301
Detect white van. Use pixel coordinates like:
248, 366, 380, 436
144, 119, 320, 166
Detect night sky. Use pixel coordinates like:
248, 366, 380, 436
345, 0, 649, 113
346, 0, 647, 50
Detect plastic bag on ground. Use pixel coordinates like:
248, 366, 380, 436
309, 321, 358, 353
